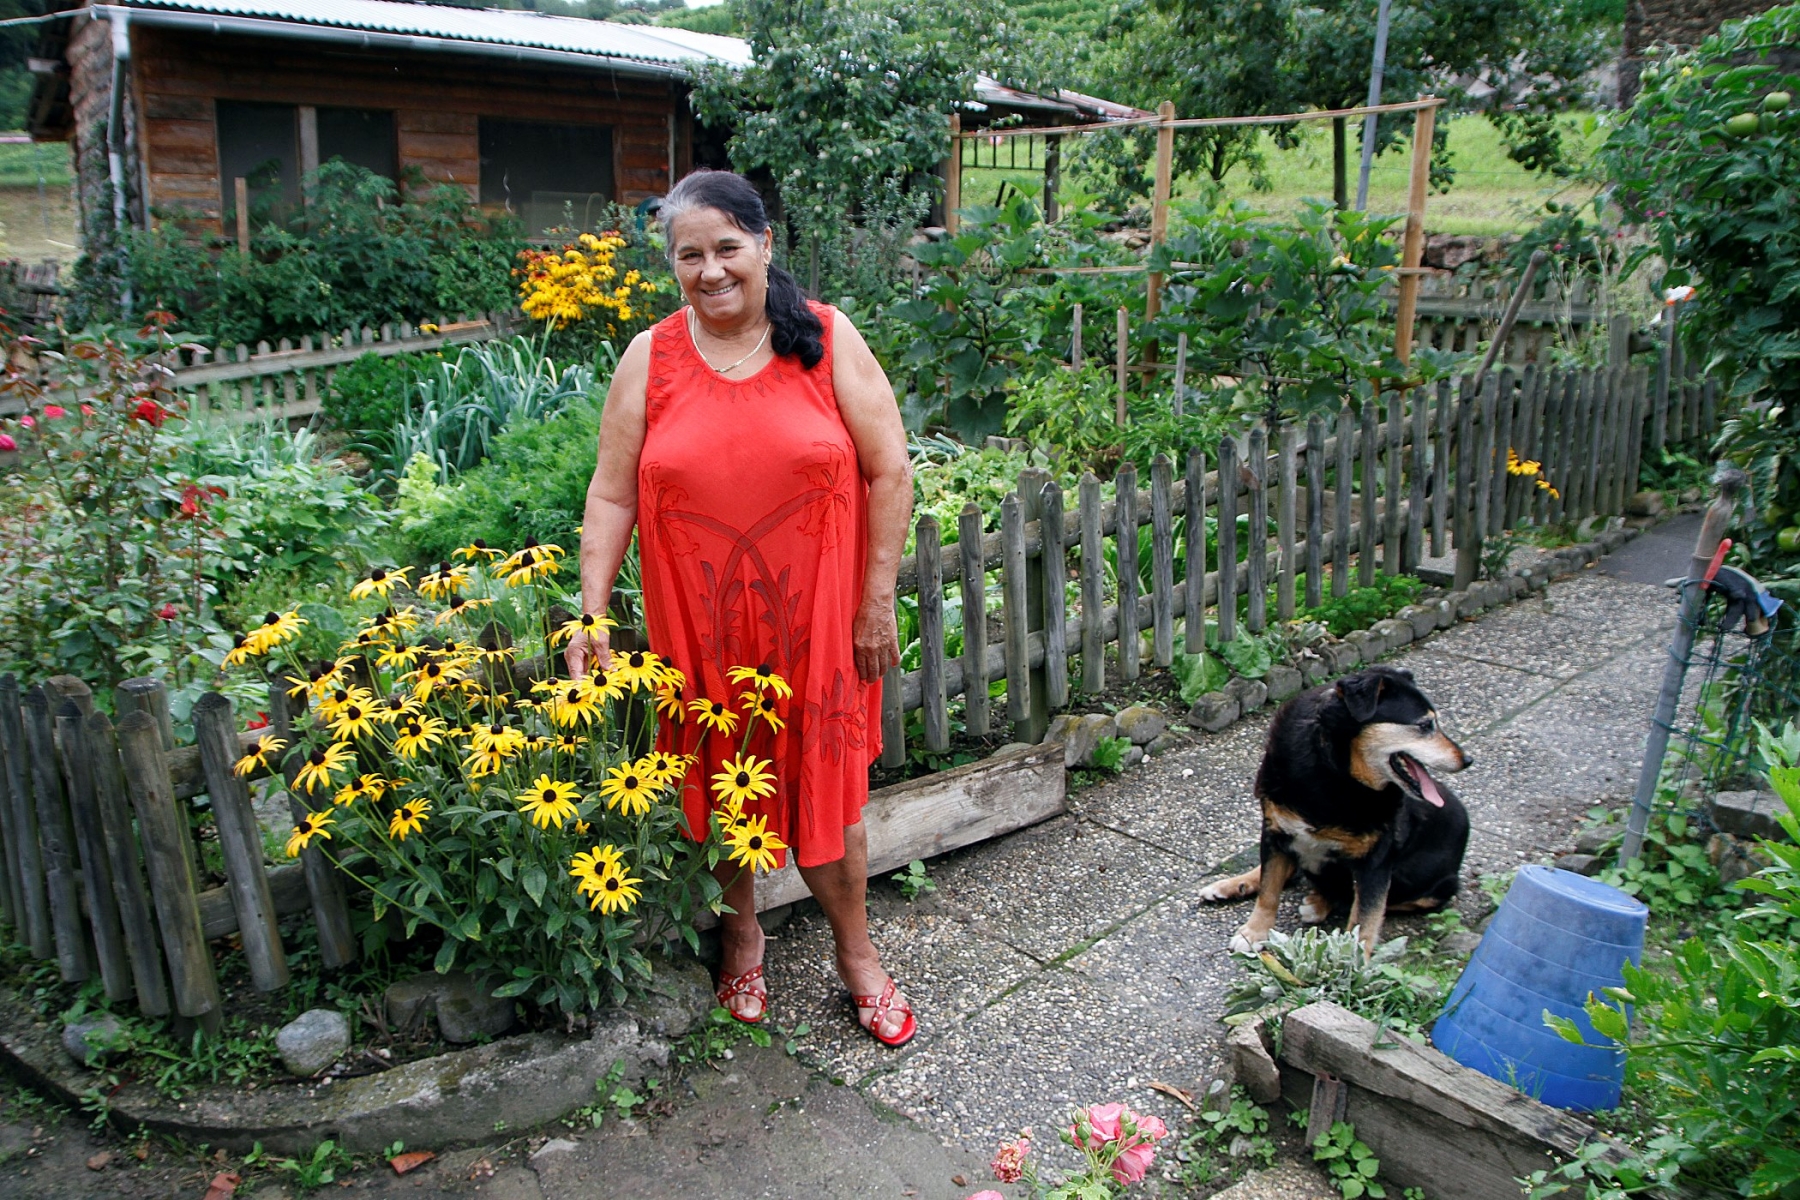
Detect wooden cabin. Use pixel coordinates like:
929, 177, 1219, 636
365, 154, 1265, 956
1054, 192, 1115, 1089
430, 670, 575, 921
27, 0, 747, 240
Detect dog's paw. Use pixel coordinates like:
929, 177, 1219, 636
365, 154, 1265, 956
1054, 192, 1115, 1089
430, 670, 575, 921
1198, 881, 1234, 904
1228, 926, 1266, 955
1299, 894, 1331, 925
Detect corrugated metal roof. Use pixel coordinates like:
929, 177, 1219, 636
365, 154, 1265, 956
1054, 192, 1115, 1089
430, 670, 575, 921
112, 0, 753, 70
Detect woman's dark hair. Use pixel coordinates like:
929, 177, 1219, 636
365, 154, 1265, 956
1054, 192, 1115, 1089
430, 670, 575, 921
660, 170, 825, 369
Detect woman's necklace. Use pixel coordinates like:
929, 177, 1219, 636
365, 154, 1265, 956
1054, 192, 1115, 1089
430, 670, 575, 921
688, 306, 771, 375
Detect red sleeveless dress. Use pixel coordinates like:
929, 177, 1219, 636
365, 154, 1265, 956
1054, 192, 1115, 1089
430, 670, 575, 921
638, 301, 882, 869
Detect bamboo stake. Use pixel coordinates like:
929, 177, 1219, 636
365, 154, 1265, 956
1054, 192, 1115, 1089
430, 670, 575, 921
945, 113, 962, 236
1146, 100, 1176, 321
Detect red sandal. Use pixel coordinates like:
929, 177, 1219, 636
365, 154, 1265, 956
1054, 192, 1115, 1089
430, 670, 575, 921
715, 963, 767, 1025
851, 978, 917, 1048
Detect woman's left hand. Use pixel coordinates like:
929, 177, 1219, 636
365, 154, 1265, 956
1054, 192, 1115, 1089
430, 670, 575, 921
852, 595, 900, 684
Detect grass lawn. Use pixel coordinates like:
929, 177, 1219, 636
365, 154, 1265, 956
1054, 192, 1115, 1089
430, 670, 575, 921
961, 111, 1610, 237
0, 139, 72, 189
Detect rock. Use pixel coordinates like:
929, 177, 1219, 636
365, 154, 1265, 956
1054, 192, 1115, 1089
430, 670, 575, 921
530, 1138, 580, 1163
1707, 790, 1788, 842
277, 1009, 351, 1078
1504, 574, 1529, 600
1371, 618, 1413, 648
1597, 528, 1628, 554
86, 1151, 113, 1171
1320, 641, 1361, 674
434, 973, 516, 1044
1114, 705, 1168, 746
61, 1013, 126, 1067
1438, 930, 1483, 957
1397, 604, 1438, 641
1122, 745, 1146, 769
1574, 827, 1616, 855
385, 974, 441, 1034
1062, 713, 1119, 769
1226, 1020, 1282, 1104
1709, 834, 1774, 887
1188, 692, 1240, 733
1044, 714, 1073, 747
1264, 664, 1302, 704
1450, 590, 1482, 619
622, 953, 714, 1039
1224, 676, 1268, 713
1626, 490, 1666, 518
996, 741, 1034, 756
1300, 656, 1330, 686
1145, 733, 1181, 757
1479, 580, 1508, 608
1344, 628, 1383, 661
1553, 853, 1604, 878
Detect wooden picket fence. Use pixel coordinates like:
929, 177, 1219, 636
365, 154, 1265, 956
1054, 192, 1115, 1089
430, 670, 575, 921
878, 352, 1716, 761
0, 675, 350, 1034
1409, 272, 1604, 364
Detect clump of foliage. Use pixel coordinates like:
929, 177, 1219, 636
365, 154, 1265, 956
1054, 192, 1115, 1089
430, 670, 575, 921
1300, 574, 1425, 638
909, 437, 1046, 547
515, 230, 667, 366
1225, 927, 1449, 1038
71, 162, 524, 350
322, 351, 429, 443
1177, 1088, 1277, 1190
1600, 5, 1800, 582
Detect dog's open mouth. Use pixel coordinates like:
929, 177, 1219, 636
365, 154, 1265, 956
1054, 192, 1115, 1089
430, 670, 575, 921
1393, 753, 1447, 807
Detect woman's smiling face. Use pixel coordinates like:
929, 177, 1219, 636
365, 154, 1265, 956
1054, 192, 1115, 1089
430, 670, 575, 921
668, 205, 771, 330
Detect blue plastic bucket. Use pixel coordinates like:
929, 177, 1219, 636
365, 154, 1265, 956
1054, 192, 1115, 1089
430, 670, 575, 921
1433, 865, 1647, 1111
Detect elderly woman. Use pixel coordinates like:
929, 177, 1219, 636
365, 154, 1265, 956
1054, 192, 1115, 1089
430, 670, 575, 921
566, 170, 917, 1046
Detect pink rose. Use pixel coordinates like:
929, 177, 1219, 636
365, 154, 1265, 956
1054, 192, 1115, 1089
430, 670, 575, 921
990, 1138, 1030, 1184
19, 414, 33, 428
0, 433, 14, 452
1109, 1110, 1168, 1185
967, 1193, 1006, 1200
1071, 1102, 1125, 1150
42, 404, 65, 419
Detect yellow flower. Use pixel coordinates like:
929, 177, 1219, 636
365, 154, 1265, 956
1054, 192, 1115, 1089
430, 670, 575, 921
223, 633, 259, 667
655, 681, 687, 723
332, 772, 389, 807
569, 844, 619, 895
1536, 478, 1561, 499
417, 561, 472, 601
724, 815, 786, 874
612, 649, 663, 692
435, 595, 493, 627
233, 735, 286, 776
388, 797, 431, 840
711, 754, 777, 808
643, 750, 685, 787
493, 539, 564, 587
462, 745, 512, 778
728, 664, 792, 699
469, 721, 528, 757
349, 566, 411, 601
317, 685, 374, 722
740, 690, 786, 733
393, 715, 449, 759
410, 658, 465, 703
285, 660, 347, 701
588, 858, 643, 915
377, 643, 424, 671
517, 775, 581, 829
689, 697, 739, 736
600, 761, 658, 817
285, 809, 335, 857
329, 701, 378, 742
553, 732, 588, 755
454, 538, 503, 562
547, 680, 603, 728
357, 608, 416, 644
293, 742, 356, 794
1505, 447, 1543, 477
587, 666, 626, 704
246, 609, 307, 655
550, 611, 615, 647
374, 696, 420, 725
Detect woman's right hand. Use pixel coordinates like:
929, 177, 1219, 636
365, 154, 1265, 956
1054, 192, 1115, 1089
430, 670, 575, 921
564, 627, 613, 679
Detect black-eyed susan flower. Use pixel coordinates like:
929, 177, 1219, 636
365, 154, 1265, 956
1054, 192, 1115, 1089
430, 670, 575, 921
393, 715, 448, 759
246, 609, 307, 655
417, 561, 472, 601
349, 565, 411, 601
552, 732, 587, 755
569, 844, 622, 899
589, 858, 642, 915
600, 762, 657, 817
233, 735, 287, 776
517, 775, 581, 829
294, 742, 355, 794
725, 815, 785, 874
469, 721, 528, 758
434, 595, 493, 627
285, 809, 335, 857
332, 772, 386, 807
388, 797, 431, 840
374, 695, 419, 726
551, 611, 614, 647
711, 754, 777, 807
689, 697, 739, 736
612, 649, 663, 692
740, 690, 785, 733
377, 643, 423, 672
318, 685, 373, 722
410, 658, 463, 703
462, 745, 510, 778
223, 633, 258, 667
454, 538, 503, 562
728, 663, 793, 700
587, 667, 625, 704
643, 750, 684, 787
285, 663, 334, 700
658, 663, 686, 692
329, 701, 377, 742
494, 539, 564, 587
655, 681, 687, 722
473, 645, 515, 668
548, 680, 602, 728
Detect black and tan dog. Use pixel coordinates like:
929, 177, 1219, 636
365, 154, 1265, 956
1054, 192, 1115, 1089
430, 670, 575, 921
1200, 666, 1471, 956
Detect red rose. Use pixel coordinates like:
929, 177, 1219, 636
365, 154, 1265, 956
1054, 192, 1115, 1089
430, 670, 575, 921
42, 404, 66, 419
0, 433, 15, 452
132, 398, 169, 426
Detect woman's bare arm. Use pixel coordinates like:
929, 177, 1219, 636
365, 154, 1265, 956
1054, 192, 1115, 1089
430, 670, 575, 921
832, 310, 913, 684
570, 330, 653, 678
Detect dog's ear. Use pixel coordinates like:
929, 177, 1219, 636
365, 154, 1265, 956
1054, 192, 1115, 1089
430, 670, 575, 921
1391, 667, 1414, 681
1336, 672, 1385, 723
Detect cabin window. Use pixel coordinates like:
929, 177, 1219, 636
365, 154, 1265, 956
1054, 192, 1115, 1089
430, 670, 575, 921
477, 118, 615, 237
217, 101, 395, 221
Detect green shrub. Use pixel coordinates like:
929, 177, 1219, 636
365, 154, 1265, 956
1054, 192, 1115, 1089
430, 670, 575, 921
322, 351, 429, 440
1301, 574, 1425, 638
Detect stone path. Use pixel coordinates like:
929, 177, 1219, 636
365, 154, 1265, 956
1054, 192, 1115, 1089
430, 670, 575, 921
1, 525, 1694, 1200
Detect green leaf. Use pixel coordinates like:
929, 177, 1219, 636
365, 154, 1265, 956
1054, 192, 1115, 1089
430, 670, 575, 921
522, 864, 547, 907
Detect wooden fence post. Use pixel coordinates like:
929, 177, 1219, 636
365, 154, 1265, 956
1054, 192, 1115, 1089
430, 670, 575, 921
191, 693, 289, 992
1305, 416, 1326, 609
117, 676, 176, 752
881, 660, 905, 770
1000, 494, 1031, 734
1071, 303, 1083, 369
85, 712, 172, 1016
116, 711, 222, 1037
1453, 385, 1480, 591
1217, 435, 1239, 643
1625, 367, 1650, 507
55, 702, 133, 1002
1184, 448, 1206, 645
1017, 467, 1052, 742
1333, 407, 1353, 598
1150, 456, 1177, 667
1384, 392, 1404, 575
1359, 404, 1380, 588
1040, 480, 1071, 709
1173, 334, 1189, 417
22, 687, 90, 981
1246, 428, 1268, 633
1651, 301, 1674, 451
1277, 426, 1299, 620
1079, 474, 1106, 693
1407, 389, 1428, 572
917, 517, 949, 754
958, 505, 991, 737
1116, 462, 1142, 680
1487, 368, 1514, 537
1430, 379, 1451, 557
945, 113, 962, 236
1475, 374, 1498, 552
0, 676, 52, 958
267, 682, 356, 971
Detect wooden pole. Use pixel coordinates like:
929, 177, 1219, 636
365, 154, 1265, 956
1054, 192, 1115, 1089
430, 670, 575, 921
1184, 447, 1207, 645
944, 114, 962, 236
0, 676, 52, 958
1333, 407, 1353, 598
1071, 303, 1083, 368
1150, 456, 1176, 667
1173, 333, 1188, 417
1392, 102, 1437, 367
191, 693, 289, 992
116, 711, 222, 1037
1115, 307, 1129, 427
85, 712, 172, 1016
1079, 474, 1106, 693
22, 687, 90, 980
1017, 467, 1052, 743
117, 676, 175, 752
55, 702, 133, 1001
1277, 427, 1299, 620
1305, 417, 1326, 608
1040, 481, 1070, 710
1359, 404, 1380, 588
881, 660, 904, 769
958, 505, 990, 736
1246, 428, 1268, 633
1116, 462, 1141, 680
1217, 435, 1239, 643
235, 176, 250, 256
1000, 494, 1031, 730
917, 517, 949, 754
267, 681, 355, 970
1384, 392, 1404, 574
1146, 99, 1176, 322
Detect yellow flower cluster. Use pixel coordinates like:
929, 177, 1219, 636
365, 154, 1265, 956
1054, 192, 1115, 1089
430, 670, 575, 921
516, 233, 659, 333
1506, 447, 1562, 500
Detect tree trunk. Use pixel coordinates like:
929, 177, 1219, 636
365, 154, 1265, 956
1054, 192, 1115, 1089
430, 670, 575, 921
1333, 117, 1348, 211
